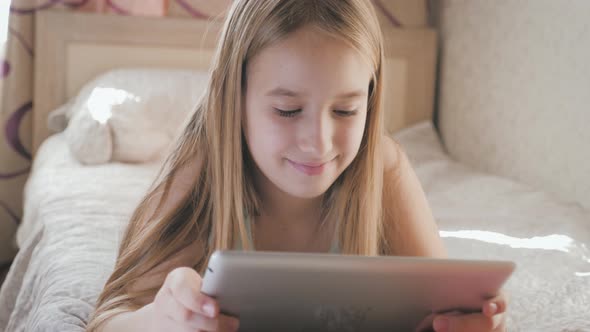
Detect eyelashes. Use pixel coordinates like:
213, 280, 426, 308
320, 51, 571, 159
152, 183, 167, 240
274, 108, 301, 118
333, 110, 358, 117
274, 108, 358, 118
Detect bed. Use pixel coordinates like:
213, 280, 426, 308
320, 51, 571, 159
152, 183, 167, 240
1, 9, 589, 332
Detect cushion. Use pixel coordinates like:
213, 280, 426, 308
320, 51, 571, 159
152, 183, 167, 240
437, 0, 590, 209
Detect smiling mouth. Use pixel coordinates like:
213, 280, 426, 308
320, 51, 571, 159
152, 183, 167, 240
287, 158, 334, 176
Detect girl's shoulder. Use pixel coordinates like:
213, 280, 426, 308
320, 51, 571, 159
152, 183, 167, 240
382, 135, 404, 173
380, 135, 448, 258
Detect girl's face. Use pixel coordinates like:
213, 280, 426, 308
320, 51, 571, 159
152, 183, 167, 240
244, 25, 373, 199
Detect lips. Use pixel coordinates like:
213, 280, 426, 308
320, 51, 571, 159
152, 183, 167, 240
287, 159, 332, 176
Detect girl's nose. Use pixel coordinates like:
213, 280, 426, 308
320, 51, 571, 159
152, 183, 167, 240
297, 109, 333, 156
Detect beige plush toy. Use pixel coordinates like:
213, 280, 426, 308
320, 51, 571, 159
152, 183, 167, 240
48, 68, 210, 164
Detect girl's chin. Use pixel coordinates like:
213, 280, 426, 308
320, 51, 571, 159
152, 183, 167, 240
280, 182, 333, 199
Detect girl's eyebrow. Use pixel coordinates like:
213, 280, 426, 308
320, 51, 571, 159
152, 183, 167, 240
266, 87, 302, 97
266, 87, 366, 99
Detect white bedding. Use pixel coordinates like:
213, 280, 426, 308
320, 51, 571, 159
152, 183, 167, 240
0, 133, 162, 331
1, 122, 589, 331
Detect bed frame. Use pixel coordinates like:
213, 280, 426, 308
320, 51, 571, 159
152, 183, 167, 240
33, 10, 436, 155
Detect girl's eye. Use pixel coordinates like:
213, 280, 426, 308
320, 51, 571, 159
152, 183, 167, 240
274, 108, 301, 118
334, 110, 358, 117
274, 108, 358, 118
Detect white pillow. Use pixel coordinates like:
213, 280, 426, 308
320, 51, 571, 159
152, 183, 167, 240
48, 68, 209, 164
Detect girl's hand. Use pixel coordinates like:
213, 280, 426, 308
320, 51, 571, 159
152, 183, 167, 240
150, 267, 240, 332
431, 292, 508, 332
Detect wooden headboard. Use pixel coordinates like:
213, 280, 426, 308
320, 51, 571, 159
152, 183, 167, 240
33, 10, 436, 155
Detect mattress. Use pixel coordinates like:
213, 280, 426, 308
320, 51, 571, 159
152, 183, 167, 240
1, 122, 589, 331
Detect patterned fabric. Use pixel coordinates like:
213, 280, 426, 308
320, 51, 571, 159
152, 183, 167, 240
0, 0, 429, 263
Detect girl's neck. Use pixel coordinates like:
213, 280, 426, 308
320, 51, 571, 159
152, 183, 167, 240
253, 170, 323, 226
250, 169, 337, 253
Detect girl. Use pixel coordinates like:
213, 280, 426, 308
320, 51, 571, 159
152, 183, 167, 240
87, 1, 508, 331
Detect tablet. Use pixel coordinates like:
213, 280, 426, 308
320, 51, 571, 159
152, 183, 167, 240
201, 250, 515, 332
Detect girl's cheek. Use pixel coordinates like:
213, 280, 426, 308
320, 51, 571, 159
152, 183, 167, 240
256, 117, 295, 151
340, 121, 364, 145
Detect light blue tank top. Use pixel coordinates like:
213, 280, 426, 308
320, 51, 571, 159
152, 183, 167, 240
233, 216, 341, 253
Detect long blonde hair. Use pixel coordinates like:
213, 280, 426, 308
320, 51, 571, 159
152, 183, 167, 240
88, 0, 386, 329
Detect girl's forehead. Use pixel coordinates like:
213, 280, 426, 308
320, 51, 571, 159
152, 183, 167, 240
259, 26, 355, 61
247, 26, 373, 95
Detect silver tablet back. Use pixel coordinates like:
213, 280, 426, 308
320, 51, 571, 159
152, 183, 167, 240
202, 250, 515, 332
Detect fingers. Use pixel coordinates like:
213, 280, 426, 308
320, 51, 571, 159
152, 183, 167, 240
184, 313, 239, 332
179, 312, 238, 332
171, 311, 239, 332
432, 291, 509, 332
160, 267, 242, 330
414, 313, 436, 332
165, 267, 218, 316
433, 312, 505, 332
156, 286, 193, 322
483, 302, 498, 317
156, 282, 240, 331
484, 292, 509, 317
